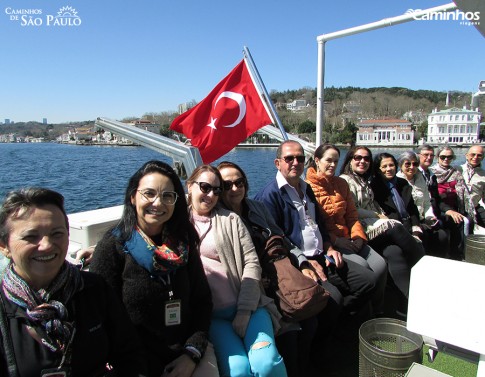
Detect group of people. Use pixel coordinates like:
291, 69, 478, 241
1, 140, 483, 377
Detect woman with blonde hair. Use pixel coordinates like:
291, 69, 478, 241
186, 164, 286, 377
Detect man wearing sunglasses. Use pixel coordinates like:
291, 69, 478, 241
255, 140, 377, 325
458, 145, 485, 227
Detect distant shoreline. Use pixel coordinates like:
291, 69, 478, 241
2, 141, 483, 150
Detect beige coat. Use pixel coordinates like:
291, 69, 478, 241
211, 205, 282, 333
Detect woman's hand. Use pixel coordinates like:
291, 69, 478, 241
232, 310, 251, 338
76, 245, 95, 267
445, 210, 465, 224
377, 213, 388, 219
301, 266, 318, 282
163, 354, 197, 377
307, 260, 328, 282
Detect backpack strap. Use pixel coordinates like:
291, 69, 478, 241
0, 293, 19, 377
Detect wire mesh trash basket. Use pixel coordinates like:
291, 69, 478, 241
359, 318, 423, 377
465, 234, 485, 266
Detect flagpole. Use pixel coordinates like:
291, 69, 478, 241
243, 46, 288, 141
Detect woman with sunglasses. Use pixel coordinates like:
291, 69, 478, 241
186, 165, 286, 377
430, 146, 474, 260
90, 160, 217, 377
340, 147, 424, 318
216, 160, 331, 377
306, 144, 387, 316
396, 151, 448, 257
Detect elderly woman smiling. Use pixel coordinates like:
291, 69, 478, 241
0, 188, 145, 377
396, 151, 448, 257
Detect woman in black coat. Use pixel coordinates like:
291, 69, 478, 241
370, 153, 423, 239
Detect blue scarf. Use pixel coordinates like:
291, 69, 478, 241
387, 178, 409, 220
117, 227, 189, 276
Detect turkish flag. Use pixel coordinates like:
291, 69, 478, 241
170, 59, 273, 163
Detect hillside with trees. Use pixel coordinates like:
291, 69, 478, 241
1, 87, 476, 144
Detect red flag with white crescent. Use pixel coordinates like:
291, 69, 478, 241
170, 59, 273, 163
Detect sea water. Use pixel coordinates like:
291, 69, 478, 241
0, 142, 469, 214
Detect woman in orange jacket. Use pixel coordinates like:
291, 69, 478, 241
306, 144, 387, 316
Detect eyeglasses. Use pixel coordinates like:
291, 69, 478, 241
138, 189, 178, 205
281, 155, 305, 164
420, 153, 435, 159
194, 182, 222, 196
223, 178, 246, 191
403, 161, 420, 168
353, 155, 371, 162
439, 155, 454, 161
469, 153, 484, 158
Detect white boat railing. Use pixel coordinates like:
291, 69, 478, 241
95, 117, 203, 177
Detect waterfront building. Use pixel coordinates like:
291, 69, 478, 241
129, 119, 160, 134
427, 106, 482, 144
356, 118, 415, 146
286, 99, 308, 112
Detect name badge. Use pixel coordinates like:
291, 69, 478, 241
41, 367, 69, 377
165, 299, 181, 326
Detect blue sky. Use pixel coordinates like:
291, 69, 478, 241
1, 0, 484, 123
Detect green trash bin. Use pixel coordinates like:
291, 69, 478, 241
359, 318, 423, 377
465, 234, 485, 266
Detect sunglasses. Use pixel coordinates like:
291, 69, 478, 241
223, 178, 246, 191
281, 155, 305, 164
439, 155, 454, 161
353, 155, 371, 162
194, 182, 222, 196
403, 161, 420, 168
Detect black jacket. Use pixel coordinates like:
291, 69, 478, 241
90, 232, 213, 377
370, 176, 421, 232
0, 271, 146, 377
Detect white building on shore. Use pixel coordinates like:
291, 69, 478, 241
356, 119, 415, 146
427, 106, 482, 144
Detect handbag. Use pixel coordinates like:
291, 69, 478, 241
261, 235, 330, 322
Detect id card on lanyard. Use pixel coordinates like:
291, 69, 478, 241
163, 275, 181, 326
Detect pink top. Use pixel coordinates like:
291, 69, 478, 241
192, 212, 238, 312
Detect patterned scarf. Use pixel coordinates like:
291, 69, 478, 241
122, 226, 189, 276
431, 163, 475, 219
2, 261, 83, 352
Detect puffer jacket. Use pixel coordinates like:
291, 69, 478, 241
306, 167, 367, 243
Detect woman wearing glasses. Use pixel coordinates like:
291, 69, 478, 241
430, 146, 474, 260
90, 160, 217, 377
396, 151, 448, 257
186, 165, 286, 377
306, 144, 387, 316
340, 147, 424, 318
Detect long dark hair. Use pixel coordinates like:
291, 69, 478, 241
0, 187, 68, 244
307, 144, 340, 171
373, 152, 398, 180
339, 146, 374, 180
117, 160, 199, 251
